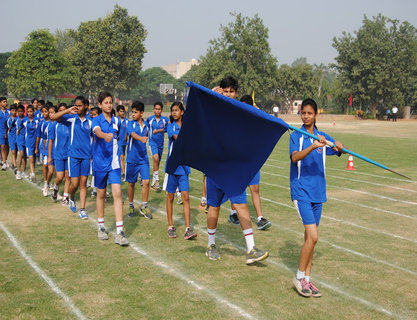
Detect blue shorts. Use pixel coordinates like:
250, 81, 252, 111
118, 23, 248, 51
26, 145, 35, 157
126, 161, 150, 183
17, 143, 25, 152
293, 200, 322, 226
249, 171, 260, 186
55, 159, 68, 172
68, 157, 91, 178
206, 176, 247, 207
94, 168, 121, 189
164, 173, 189, 193
149, 141, 163, 159
8, 135, 17, 151
0, 135, 6, 146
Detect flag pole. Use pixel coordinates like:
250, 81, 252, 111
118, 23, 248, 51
288, 125, 411, 180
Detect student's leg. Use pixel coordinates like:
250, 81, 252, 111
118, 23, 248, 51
43, 164, 48, 183
249, 184, 262, 218
47, 164, 54, 185
17, 150, 23, 172
111, 183, 123, 222
166, 192, 175, 227
1, 144, 7, 164
181, 191, 190, 228
28, 155, 35, 174
298, 224, 318, 275
11, 150, 17, 167
96, 187, 106, 219
152, 154, 159, 174
69, 177, 80, 200
142, 179, 150, 203
55, 171, 64, 187
127, 182, 136, 203
64, 170, 70, 194
79, 175, 88, 209
207, 206, 220, 230
233, 203, 252, 230
120, 154, 125, 176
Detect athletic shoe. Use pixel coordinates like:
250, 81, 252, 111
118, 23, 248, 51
293, 277, 312, 297
11, 165, 17, 174
176, 193, 183, 205
2, 162, 8, 170
16, 171, 22, 180
204, 205, 209, 214
184, 227, 197, 240
114, 231, 129, 246
167, 226, 177, 238
246, 247, 269, 265
205, 244, 221, 261
69, 199, 77, 213
128, 206, 135, 218
139, 205, 152, 219
36, 158, 41, 165
62, 196, 69, 206
97, 227, 109, 240
79, 209, 89, 220
150, 181, 161, 192
257, 217, 272, 230
56, 194, 63, 201
309, 281, 322, 298
228, 212, 240, 225
29, 173, 36, 183
51, 188, 58, 202
22, 172, 29, 179
42, 185, 49, 197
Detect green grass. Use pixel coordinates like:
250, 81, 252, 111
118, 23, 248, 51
1, 120, 416, 319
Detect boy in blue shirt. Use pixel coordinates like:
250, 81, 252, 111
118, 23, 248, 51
36, 104, 50, 196
0, 97, 10, 170
116, 105, 128, 181
7, 104, 18, 171
51, 96, 92, 219
92, 91, 129, 246
126, 101, 152, 219
15, 105, 27, 180
22, 105, 39, 182
147, 101, 169, 191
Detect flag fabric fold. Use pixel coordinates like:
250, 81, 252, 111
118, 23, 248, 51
166, 81, 289, 197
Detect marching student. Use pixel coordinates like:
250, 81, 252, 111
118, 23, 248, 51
35, 99, 44, 165
116, 105, 128, 180
0, 97, 10, 170
6, 104, 18, 171
45, 104, 57, 199
89, 106, 101, 197
15, 105, 27, 180
147, 101, 169, 191
290, 98, 344, 297
205, 76, 268, 264
51, 96, 92, 219
50, 103, 71, 205
163, 102, 197, 240
125, 101, 152, 219
22, 105, 39, 182
36, 104, 50, 196
92, 91, 129, 246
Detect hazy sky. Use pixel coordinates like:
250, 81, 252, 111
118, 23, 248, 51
2, 0, 417, 69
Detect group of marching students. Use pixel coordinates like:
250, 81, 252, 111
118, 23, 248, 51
0, 76, 345, 298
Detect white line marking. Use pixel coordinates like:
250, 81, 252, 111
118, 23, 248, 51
0, 221, 86, 320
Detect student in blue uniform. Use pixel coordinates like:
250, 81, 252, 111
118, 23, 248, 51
116, 105, 128, 180
15, 105, 27, 180
0, 97, 10, 170
147, 101, 169, 191
51, 96, 92, 219
163, 102, 197, 240
36, 104, 50, 196
22, 105, 39, 182
45, 104, 57, 197
51, 103, 71, 205
125, 101, 152, 219
6, 104, 18, 171
92, 91, 128, 246
290, 98, 344, 298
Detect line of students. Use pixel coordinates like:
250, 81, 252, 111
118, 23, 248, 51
0, 78, 345, 298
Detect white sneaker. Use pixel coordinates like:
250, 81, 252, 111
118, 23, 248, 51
1, 162, 7, 170
22, 172, 29, 179
29, 173, 36, 183
16, 171, 22, 180
42, 185, 49, 197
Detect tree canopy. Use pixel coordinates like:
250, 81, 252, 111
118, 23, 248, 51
0, 52, 12, 95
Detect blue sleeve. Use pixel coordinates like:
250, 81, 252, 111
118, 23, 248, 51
164, 117, 169, 132
167, 123, 175, 139
127, 120, 134, 136
48, 123, 56, 141
289, 132, 300, 158
37, 121, 42, 138
92, 116, 101, 134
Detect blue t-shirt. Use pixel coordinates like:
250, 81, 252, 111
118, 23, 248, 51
38, 119, 50, 154
16, 117, 26, 146
126, 119, 149, 164
7, 116, 17, 139
24, 118, 40, 149
61, 114, 93, 160
53, 122, 70, 160
289, 125, 340, 203
165, 121, 190, 176
34, 109, 42, 120
92, 113, 121, 172
147, 115, 169, 146
0, 109, 10, 138
45, 121, 56, 159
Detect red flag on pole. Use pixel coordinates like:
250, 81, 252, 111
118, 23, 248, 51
348, 94, 352, 106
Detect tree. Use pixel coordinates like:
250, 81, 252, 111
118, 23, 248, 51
5, 30, 78, 99
0, 52, 12, 95
333, 14, 417, 117
187, 12, 278, 107
68, 5, 147, 96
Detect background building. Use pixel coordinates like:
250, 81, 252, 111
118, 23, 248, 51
161, 58, 199, 79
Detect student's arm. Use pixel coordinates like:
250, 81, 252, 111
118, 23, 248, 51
48, 139, 53, 165
167, 123, 178, 140
291, 135, 326, 163
35, 136, 40, 155
153, 128, 164, 134
93, 127, 113, 143
51, 106, 77, 121
130, 132, 148, 143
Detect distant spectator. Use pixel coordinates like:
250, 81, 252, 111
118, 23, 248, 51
392, 106, 398, 122
272, 105, 279, 117
386, 108, 391, 121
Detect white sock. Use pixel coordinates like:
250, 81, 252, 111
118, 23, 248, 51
116, 221, 124, 234
230, 209, 237, 216
208, 228, 216, 246
142, 202, 148, 207
243, 228, 255, 251
257, 216, 263, 222
201, 197, 207, 203
304, 276, 310, 283
98, 218, 105, 230
63, 192, 68, 197
296, 269, 305, 280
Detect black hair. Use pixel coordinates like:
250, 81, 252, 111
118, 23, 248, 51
111, 109, 116, 116
74, 96, 86, 105
31, 98, 38, 104
116, 105, 125, 112
38, 99, 45, 106
301, 98, 318, 129
84, 99, 89, 106
10, 103, 17, 110
17, 104, 25, 112
90, 106, 102, 115
0, 97, 7, 103
45, 101, 54, 109
48, 105, 58, 113
169, 101, 184, 123
98, 91, 113, 104
131, 101, 145, 112
220, 76, 238, 91
27, 105, 35, 111
240, 95, 253, 106
154, 101, 163, 109
58, 102, 67, 109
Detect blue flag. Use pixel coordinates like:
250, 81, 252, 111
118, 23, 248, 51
166, 82, 289, 197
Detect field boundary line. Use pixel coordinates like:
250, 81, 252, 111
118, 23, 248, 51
0, 221, 87, 320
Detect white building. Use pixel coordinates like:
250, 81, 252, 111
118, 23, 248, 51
161, 58, 199, 79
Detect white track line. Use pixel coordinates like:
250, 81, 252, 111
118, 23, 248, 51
0, 221, 86, 320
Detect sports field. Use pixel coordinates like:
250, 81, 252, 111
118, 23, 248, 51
1, 119, 416, 319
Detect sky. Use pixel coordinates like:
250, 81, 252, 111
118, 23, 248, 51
2, 0, 417, 69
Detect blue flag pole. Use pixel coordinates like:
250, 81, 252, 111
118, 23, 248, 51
288, 125, 411, 180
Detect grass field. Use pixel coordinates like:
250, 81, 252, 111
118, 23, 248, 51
1, 119, 416, 319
